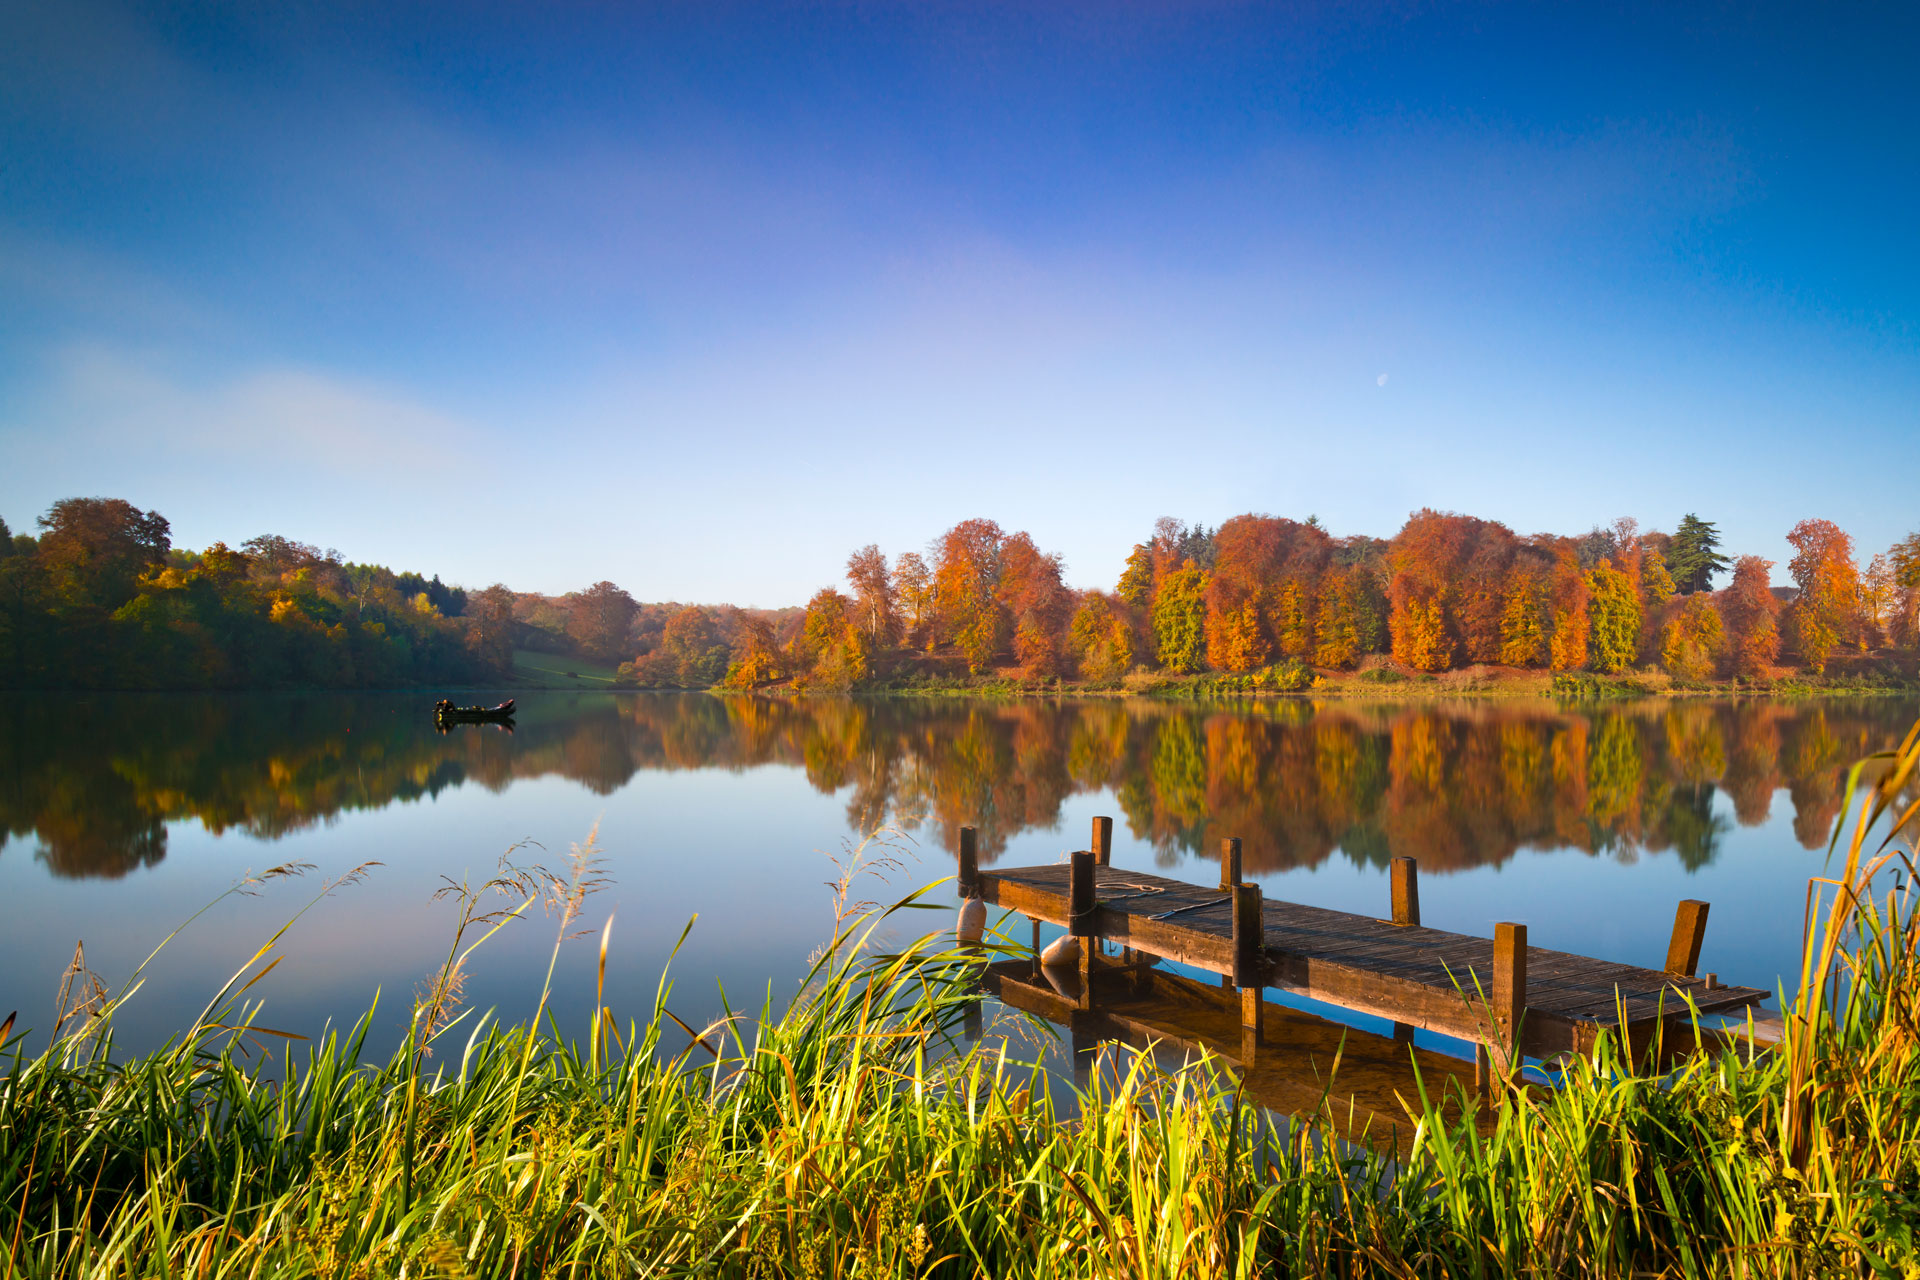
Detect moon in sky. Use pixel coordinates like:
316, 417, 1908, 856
1376, 373, 1389, 386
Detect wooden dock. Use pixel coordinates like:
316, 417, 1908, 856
958, 819, 1769, 1088
977, 959, 1484, 1153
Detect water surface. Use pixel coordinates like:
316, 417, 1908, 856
3, 692, 1911, 1060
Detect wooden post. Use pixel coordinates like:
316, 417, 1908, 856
1233, 883, 1264, 1060
957, 827, 978, 899
1069, 850, 1097, 937
1219, 836, 1242, 890
1070, 850, 1097, 1009
1092, 816, 1114, 867
1030, 916, 1042, 980
1390, 857, 1420, 926
1492, 922, 1527, 1088
1665, 900, 1710, 978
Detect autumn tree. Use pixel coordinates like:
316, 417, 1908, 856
1860, 553, 1894, 644
1385, 510, 1519, 670
1116, 544, 1154, 610
649, 606, 731, 687
37, 498, 172, 611
722, 615, 785, 688
1498, 571, 1547, 667
1585, 560, 1641, 674
1667, 514, 1729, 594
1661, 593, 1725, 681
932, 519, 1007, 674
466, 583, 517, 674
1891, 532, 1920, 648
567, 581, 639, 662
1152, 560, 1209, 673
1313, 574, 1359, 669
1784, 518, 1859, 674
1547, 551, 1590, 672
1067, 592, 1133, 682
997, 532, 1070, 676
1719, 556, 1780, 677
893, 552, 933, 647
845, 545, 899, 646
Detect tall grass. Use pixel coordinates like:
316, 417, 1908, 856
3, 733, 1918, 1277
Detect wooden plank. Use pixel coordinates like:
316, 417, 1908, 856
1665, 900, 1710, 978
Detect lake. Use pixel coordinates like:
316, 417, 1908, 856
3, 691, 1913, 1064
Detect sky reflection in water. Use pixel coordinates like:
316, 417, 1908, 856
2, 691, 1912, 1061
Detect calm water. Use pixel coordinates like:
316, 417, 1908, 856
3, 691, 1914, 1061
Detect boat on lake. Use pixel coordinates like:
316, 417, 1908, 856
433, 698, 516, 724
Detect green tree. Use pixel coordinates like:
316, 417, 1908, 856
1116, 544, 1154, 609
1667, 514, 1730, 594
1586, 560, 1641, 674
1151, 560, 1208, 673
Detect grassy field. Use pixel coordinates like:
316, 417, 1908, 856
510, 648, 622, 686
3, 727, 1916, 1276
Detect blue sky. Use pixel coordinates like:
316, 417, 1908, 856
3, 1, 1915, 604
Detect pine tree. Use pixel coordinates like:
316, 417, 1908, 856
1667, 514, 1730, 594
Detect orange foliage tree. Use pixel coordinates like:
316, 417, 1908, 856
997, 532, 1070, 677
845, 545, 898, 646
1661, 593, 1725, 681
1547, 550, 1590, 672
932, 519, 1008, 674
1784, 519, 1859, 674
1719, 556, 1780, 677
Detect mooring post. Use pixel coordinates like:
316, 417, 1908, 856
1092, 815, 1114, 867
957, 827, 978, 899
1665, 900, 1710, 978
1070, 849, 1097, 1009
1492, 922, 1527, 1089
1233, 882, 1264, 1061
1219, 835, 1242, 890
1030, 916, 1042, 980
1390, 857, 1420, 926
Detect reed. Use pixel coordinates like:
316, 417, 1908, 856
3, 733, 1917, 1277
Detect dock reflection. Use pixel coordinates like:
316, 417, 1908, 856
974, 955, 1482, 1154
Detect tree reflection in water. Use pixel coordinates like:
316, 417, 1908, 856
2, 692, 1911, 881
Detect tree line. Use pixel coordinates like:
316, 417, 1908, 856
4, 496, 1915, 691
659, 510, 1918, 691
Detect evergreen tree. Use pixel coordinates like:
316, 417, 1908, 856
1667, 514, 1730, 594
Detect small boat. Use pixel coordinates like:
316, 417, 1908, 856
433, 698, 516, 723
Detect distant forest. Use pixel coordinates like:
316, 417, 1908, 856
2, 498, 1916, 692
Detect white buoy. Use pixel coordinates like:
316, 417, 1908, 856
1041, 934, 1080, 968
957, 896, 986, 944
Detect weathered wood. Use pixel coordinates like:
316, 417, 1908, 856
1069, 851, 1097, 938
1030, 915, 1042, 980
1665, 900, 1710, 978
958, 827, 978, 898
1390, 857, 1420, 927
1233, 883, 1263, 987
1494, 922, 1527, 1039
975, 861, 1766, 1059
1220, 836, 1242, 890
1092, 816, 1114, 867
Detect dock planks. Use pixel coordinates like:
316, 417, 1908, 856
976, 859, 1769, 1059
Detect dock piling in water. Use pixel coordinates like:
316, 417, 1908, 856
1390, 857, 1420, 927
1665, 900, 1710, 977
